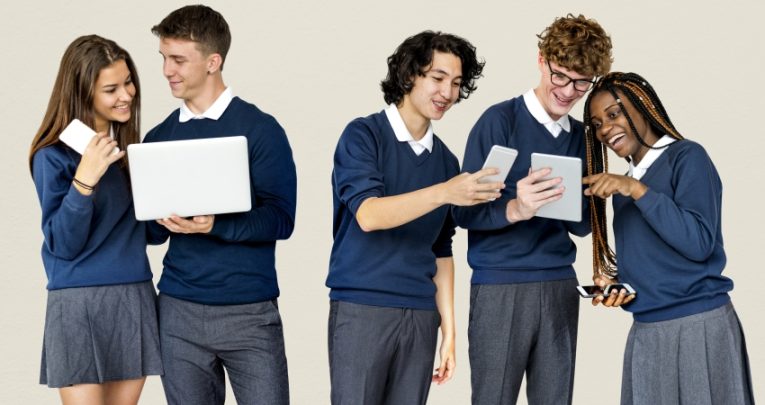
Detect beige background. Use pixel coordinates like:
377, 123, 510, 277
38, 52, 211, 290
1, 1, 762, 403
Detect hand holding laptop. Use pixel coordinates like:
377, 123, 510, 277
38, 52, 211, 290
128, 136, 251, 221
156, 215, 215, 234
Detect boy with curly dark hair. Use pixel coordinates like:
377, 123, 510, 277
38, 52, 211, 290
326, 30, 498, 404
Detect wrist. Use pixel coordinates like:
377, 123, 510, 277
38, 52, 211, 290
630, 182, 648, 200
72, 178, 94, 196
506, 199, 521, 223
74, 169, 99, 188
432, 182, 449, 206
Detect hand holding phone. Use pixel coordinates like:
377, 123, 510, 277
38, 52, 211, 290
576, 283, 635, 298
60, 119, 119, 155
480, 145, 518, 184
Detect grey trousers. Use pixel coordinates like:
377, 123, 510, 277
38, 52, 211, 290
328, 300, 441, 405
158, 294, 289, 405
468, 279, 579, 405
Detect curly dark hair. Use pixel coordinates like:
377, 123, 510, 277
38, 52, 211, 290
381, 31, 485, 105
151, 5, 231, 70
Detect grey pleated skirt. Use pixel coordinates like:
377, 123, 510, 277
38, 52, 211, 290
621, 302, 754, 405
40, 281, 163, 388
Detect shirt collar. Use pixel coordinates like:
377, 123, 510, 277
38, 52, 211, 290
384, 103, 434, 153
178, 87, 234, 123
628, 135, 677, 179
522, 89, 571, 136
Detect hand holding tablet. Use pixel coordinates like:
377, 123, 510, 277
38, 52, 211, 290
530, 153, 582, 222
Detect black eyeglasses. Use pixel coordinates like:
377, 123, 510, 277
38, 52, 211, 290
547, 60, 595, 92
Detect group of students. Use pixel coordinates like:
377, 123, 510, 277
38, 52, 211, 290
28, 4, 754, 405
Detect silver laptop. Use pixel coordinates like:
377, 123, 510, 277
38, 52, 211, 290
128, 136, 251, 221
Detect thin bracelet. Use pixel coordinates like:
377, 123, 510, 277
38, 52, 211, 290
73, 177, 95, 191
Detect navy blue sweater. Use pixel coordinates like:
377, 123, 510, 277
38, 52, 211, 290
327, 111, 459, 310
452, 97, 590, 284
32, 144, 152, 290
144, 97, 297, 305
614, 140, 731, 322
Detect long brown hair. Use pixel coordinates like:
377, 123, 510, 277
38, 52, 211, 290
582, 72, 684, 279
29, 35, 141, 173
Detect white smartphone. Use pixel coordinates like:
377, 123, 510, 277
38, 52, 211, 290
576, 283, 636, 298
59, 119, 118, 155
530, 153, 582, 222
480, 145, 518, 184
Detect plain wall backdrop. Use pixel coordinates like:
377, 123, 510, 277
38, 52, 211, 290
1, 1, 762, 403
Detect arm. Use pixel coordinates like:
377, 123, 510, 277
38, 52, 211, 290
355, 170, 501, 232
334, 119, 501, 232
563, 190, 592, 237
452, 108, 515, 230
146, 220, 171, 245
452, 107, 563, 230
583, 145, 719, 261
208, 119, 296, 242
32, 135, 123, 260
432, 256, 456, 385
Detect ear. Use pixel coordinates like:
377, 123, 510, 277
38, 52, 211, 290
537, 52, 545, 71
206, 53, 223, 75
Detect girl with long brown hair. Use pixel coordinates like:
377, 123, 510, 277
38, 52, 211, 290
30, 35, 162, 405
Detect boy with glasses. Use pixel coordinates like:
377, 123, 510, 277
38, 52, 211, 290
452, 14, 613, 405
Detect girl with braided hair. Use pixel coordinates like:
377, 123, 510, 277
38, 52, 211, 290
582, 72, 753, 404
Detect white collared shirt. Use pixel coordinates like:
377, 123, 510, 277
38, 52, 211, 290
178, 87, 234, 123
522, 89, 571, 138
628, 135, 676, 180
384, 103, 434, 156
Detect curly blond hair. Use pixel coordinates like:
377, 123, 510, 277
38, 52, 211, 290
537, 14, 613, 77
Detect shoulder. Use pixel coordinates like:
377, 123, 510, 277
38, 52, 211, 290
32, 144, 77, 179
569, 116, 585, 133
33, 143, 75, 167
667, 139, 710, 162
480, 98, 521, 121
664, 139, 719, 180
340, 111, 388, 145
229, 97, 283, 131
144, 109, 181, 142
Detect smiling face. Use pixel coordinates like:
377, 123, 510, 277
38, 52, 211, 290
534, 55, 594, 121
92, 59, 135, 133
159, 37, 212, 103
588, 90, 660, 164
398, 51, 462, 130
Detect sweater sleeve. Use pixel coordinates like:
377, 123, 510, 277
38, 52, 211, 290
432, 209, 456, 258
32, 147, 96, 260
146, 220, 170, 245
208, 117, 297, 242
564, 170, 592, 237
332, 120, 384, 215
452, 108, 513, 230
634, 143, 720, 261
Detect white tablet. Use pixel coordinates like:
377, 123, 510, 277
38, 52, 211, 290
531, 152, 582, 222
127, 136, 251, 221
